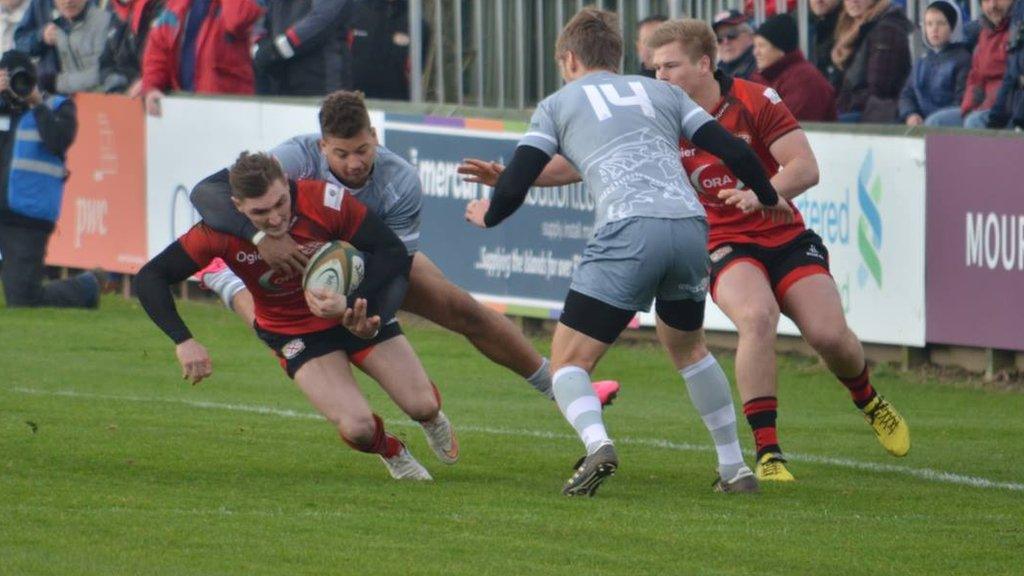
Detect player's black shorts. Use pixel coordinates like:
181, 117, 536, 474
255, 320, 403, 378
709, 229, 831, 302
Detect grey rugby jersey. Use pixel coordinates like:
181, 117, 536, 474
272, 134, 423, 253
520, 71, 713, 231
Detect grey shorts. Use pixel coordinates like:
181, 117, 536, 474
570, 216, 710, 312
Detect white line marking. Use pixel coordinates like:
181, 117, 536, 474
9, 387, 1023, 492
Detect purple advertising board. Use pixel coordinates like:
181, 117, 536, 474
926, 134, 1024, 350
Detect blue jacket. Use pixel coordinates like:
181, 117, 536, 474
898, 44, 972, 119
898, 0, 972, 119
0, 97, 78, 232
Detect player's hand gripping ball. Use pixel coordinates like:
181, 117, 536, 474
302, 241, 365, 302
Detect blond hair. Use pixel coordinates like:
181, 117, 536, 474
831, 0, 891, 69
645, 18, 718, 65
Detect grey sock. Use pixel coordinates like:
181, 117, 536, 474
552, 365, 609, 454
681, 354, 745, 479
527, 357, 555, 400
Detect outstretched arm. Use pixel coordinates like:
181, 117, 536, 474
465, 145, 551, 228
136, 242, 213, 385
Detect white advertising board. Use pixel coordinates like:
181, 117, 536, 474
146, 96, 384, 256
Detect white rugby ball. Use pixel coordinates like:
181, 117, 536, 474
302, 241, 365, 296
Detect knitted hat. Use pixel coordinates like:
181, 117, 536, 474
756, 14, 799, 54
926, 1, 958, 30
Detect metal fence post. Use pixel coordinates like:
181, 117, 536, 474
410, 0, 423, 102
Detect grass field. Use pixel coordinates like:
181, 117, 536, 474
2, 295, 1022, 575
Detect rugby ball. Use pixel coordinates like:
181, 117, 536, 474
302, 241, 365, 296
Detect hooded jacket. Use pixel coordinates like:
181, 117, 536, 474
898, 0, 972, 120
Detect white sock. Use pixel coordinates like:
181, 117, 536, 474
526, 357, 554, 399
552, 366, 609, 454
681, 354, 745, 479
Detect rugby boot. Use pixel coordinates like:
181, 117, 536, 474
862, 396, 910, 457
563, 442, 618, 496
380, 445, 433, 481
420, 411, 459, 464
712, 465, 760, 494
756, 452, 796, 482
593, 380, 621, 407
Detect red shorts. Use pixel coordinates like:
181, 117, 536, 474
709, 229, 831, 303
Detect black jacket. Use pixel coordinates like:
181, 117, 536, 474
256, 0, 353, 96
810, 6, 842, 90
349, 0, 428, 100
0, 98, 78, 231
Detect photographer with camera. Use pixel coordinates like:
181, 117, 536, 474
0, 49, 103, 309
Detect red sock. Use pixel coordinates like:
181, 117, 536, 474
743, 396, 780, 459
341, 414, 404, 458
839, 365, 876, 409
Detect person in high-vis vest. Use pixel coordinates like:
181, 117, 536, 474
0, 49, 100, 308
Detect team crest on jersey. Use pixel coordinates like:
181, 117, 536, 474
710, 245, 733, 263
282, 338, 305, 359
324, 183, 344, 211
763, 88, 782, 105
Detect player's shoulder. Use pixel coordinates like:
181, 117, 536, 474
374, 145, 420, 188
732, 77, 783, 109
295, 178, 347, 213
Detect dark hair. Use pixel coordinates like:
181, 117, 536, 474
319, 90, 372, 139
556, 7, 623, 72
228, 151, 285, 199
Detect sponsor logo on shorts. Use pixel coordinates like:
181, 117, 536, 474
710, 245, 733, 263
806, 245, 824, 260
282, 338, 305, 359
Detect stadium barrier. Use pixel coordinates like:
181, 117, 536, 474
40, 94, 1023, 367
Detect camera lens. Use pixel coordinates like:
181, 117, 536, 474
9, 67, 35, 98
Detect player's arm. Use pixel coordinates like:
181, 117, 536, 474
347, 207, 413, 322
136, 241, 213, 385
767, 130, 819, 201
189, 169, 307, 276
387, 169, 424, 253
466, 145, 551, 228
690, 121, 781, 208
458, 153, 580, 188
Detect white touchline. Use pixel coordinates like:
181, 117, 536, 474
10, 387, 1024, 493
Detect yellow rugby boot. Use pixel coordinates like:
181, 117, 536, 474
756, 452, 796, 482
862, 396, 910, 457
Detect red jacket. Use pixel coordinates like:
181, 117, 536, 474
142, 0, 264, 95
961, 17, 1010, 115
751, 51, 838, 122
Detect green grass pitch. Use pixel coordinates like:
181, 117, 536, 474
2, 296, 1022, 575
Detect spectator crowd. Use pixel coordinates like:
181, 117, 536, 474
0, 0, 421, 115
0, 0, 1020, 129
637, 0, 1024, 129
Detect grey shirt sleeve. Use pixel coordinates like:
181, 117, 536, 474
671, 85, 714, 140
518, 100, 559, 157
386, 168, 423, 253
270, 137, 320, 180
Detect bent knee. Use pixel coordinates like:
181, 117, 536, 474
338, 415, 378, 451
806, 327, 853, 359
443, 290, 497, 336
735, 304, 780, 339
